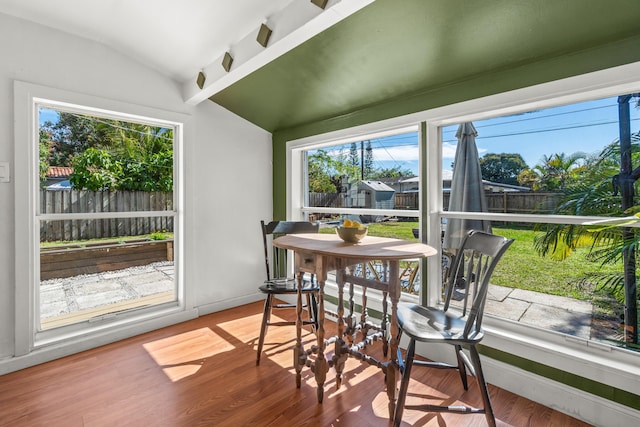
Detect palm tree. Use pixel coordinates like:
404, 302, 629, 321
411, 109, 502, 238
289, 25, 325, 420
535, 126, 640, 345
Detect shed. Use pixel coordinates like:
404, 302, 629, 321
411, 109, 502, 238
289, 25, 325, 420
344, 180, 395, 209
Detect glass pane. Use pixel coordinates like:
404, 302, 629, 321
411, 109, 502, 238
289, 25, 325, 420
441, 94, 640, 217
39, 107, 174, 214
40, 218, 176, 330
307, 210, 421, 295
439, 92, 640, 352
306, 131, 419, 210
34, 102, 180, 339
463, 223, 626, 348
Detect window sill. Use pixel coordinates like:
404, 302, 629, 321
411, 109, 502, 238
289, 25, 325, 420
481, 315, 640, 397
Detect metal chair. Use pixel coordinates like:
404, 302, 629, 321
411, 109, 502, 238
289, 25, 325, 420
393, 230, 513, 427
256, 220, 320, 365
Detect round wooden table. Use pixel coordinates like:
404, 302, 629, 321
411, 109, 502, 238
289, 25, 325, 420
274, 233, 436, 420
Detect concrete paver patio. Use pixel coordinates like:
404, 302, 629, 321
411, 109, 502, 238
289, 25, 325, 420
486, 285, 593, 339
40, 261, 175, 323
39, 265, 609, 342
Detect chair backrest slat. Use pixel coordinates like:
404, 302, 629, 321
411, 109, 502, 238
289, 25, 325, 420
442, 230, 513, 339
261, 220, 319, 280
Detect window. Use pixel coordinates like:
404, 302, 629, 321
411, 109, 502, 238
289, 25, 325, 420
296, 127, 422, 296
286, 63, 640, 401
37, 104, 178, 331
14, 82, 188, 353
439, 93, 640, 352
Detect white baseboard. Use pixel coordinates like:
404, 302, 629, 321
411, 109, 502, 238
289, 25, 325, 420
197, 293, 263, 316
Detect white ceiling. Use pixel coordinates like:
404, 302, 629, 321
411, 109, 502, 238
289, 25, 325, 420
0, 0, 295, 82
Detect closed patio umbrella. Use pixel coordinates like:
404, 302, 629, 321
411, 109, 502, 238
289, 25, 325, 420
443, 122, 491, 251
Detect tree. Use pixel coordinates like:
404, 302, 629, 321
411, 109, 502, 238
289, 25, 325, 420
479, 153, 528, 185
348, 142, 359, 168
307, 149, 360, 193
69, 148, 122, 190
534, 134, 640, 346
364, 140, 374, 179
40, 112, 111, 166
43, 111, 174, 191
369, 165, 413, 179
39, 129, 52, 185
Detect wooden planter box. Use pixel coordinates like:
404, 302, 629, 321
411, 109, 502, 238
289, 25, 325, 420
40, 239, 174, 280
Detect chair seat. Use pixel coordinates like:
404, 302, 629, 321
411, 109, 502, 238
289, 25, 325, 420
259, 278, 320, 294
397, 302, 484, 344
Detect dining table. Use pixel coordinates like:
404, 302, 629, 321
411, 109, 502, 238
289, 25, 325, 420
273, 232, 437, 420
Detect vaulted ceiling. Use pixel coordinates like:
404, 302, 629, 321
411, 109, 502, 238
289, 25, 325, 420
212, 0, 640, 133
2, 0, 640, 134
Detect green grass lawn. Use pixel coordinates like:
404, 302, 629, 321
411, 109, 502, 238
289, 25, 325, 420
491, 226, 620, 300
322, 220, 621, 301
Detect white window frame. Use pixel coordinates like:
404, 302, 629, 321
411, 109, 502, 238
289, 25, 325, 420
14, 81, 194, 358
286, 62, 640, 400
288, 124, 424, 312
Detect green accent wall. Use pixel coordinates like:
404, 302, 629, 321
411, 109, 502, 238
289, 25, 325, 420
273, 33, 640, 219
217, 0, 640, 414
269, 37, 640, 415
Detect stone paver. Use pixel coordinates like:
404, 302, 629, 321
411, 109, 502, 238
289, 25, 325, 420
72, 279, 123, 296
120, 271, 169, 286
134, 280, 174, 297
485, 297, 530, 322
76, 290, 132, 310
509, 288, 592, 314
519, 303, 592, 339
487, 284, 513, 302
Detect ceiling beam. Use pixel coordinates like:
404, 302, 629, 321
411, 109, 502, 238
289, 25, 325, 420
182, 0, 374, 105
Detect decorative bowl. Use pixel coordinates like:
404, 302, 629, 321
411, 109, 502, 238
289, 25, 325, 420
336, 226, 368, 243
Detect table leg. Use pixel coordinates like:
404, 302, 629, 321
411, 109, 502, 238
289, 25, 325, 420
294, 270, 305, 389
386, 260, 401, 420
382, 289, 389, 357
334, 262, 348, 389
346, 280, 355, 341
360, 281, 368, 332
314, 256, 328, 403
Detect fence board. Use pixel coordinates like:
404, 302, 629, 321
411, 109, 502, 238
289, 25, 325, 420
307, 191, 562, 216
40, 190, 174, 242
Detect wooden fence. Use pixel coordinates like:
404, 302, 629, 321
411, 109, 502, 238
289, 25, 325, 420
40, 190, 174, 242
310, 191, 561, 215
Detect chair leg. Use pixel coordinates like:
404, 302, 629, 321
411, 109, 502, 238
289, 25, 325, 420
393, 338, 415, 427
256, 294, 273, 366
305, 293, 312, 327
310, 292, 319, 332
454, 344, 469, 390
469, 345, 496, 427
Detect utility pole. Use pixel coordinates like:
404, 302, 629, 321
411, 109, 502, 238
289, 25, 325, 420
618, 94, 638, 344
360, 141, 364, 180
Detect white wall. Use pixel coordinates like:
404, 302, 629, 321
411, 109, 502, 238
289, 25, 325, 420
0, 13, 271, 366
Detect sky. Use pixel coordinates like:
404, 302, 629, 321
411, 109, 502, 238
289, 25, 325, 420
41, 95, 640, 180
39, 108, 59, 125
329, 95, 640, 178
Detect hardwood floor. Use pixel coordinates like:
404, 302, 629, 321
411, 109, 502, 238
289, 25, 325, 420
0, 301, 593, 426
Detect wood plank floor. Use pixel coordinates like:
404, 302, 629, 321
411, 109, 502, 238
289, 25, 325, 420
0, 301, 593, 426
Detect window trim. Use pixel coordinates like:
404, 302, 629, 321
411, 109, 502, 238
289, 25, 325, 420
285, 61, 640, 397
14, 81, 192, 355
